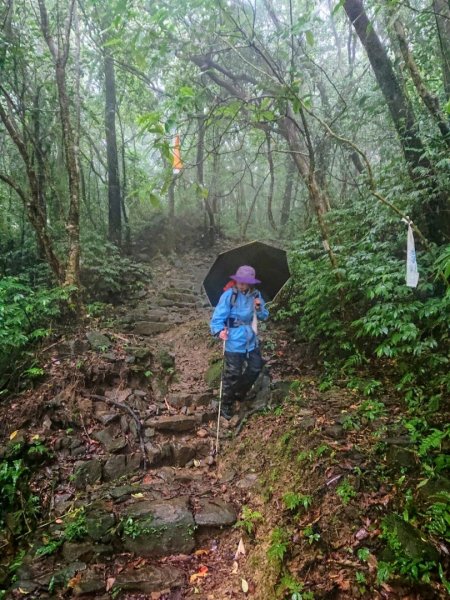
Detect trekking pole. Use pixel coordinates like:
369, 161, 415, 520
215, 338, 226, 456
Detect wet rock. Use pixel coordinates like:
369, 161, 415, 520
103, 454, 141, 481
168, 393, 192, 408
146, 415, 197, 432
125, 346, 151, 361
385, 445, 417, 470
50, 561, 87, 587
108, 485, 135, 501
173, 443, 196, 467
270, 380, 292, 404
85, 508, 116, 541
236, 473, 259, 489
122, 497, 195, 557
298, 417, 316, 432
134, 321, 171, 335
62, 542, 112, 562
157, 348, 175, 369
146, 309, 169, 322
73, 577, 105, 596
204, 361, 222, 388
382, 514, 439, 562
93, 426, 127, 453
162, 289, 197, 304
416, 476, 450, 506
324, 424, 344, 439
96, 413, 120, 426
145, 443, 162, 466
86, 331, 111, 350
120, 415, 130, 434
192, 392, 213, 407
194, 499, 237, 527
73, 460, 102, 490
113, 564, 184, 593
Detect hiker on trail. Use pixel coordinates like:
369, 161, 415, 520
210, 265, 269, 420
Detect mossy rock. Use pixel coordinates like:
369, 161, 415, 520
382, 514, 439, 563
204, 361, 223, 388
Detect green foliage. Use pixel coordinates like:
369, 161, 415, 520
35, 509, 87, 557
282, 492, 312, 512
278, 573, 314, 600
0, 438, 52, 533
0, 277, 70, 389
278, 207, 450, 409
267, 527, 289, 564
234, 506, 263, 536
302, 524, 320, 544
81, 239, 149, 302
424, 493, 450, 541
336, 479, 357, 505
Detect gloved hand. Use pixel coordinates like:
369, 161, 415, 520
254, 298, 261, 310
218, 328, 229, 341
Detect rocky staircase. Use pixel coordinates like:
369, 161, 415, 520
9, 248, 241, 599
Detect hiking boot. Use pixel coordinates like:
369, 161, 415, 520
220, 403, 234, 420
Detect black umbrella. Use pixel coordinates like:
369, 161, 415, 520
203, 241, 290, 306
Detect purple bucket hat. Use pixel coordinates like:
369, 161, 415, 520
230, 265, 261, 284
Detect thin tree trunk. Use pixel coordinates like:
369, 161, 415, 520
344, 0, 449, 243
117, 108, 131, 250
394, 18, 450, 147
38, 0, 81, 292
344, 0, 429, 171
265, 132, 277, 231
104, 48, 122, 246
280, 157, 295, 227
433, 0, 450, 100
196, 113, 215, 244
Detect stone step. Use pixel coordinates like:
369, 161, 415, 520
161, 289, 198, 303
134, 321, 172, 335
145, 414, 198, 432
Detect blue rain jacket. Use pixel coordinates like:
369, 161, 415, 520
210, 287, 269, 353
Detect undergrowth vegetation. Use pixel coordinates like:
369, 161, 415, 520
273, 187, 450, 594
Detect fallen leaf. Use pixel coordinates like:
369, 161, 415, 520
189, 565, 209, 584
106, 577, 115, 592
9, 430, 18, 440
193, 459, 201, 467
241, 578, 249, 593
55, 518, 63, 524
194, 548, 209, 556
131, 492, 144, 499
234, 537, 246, 559
67, 574, 81, 589
231, 561, 238, 574
31, 434, 40, 440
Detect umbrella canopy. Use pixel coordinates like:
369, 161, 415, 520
203, 241, 290, 306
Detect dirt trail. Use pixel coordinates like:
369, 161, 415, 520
3, 247, 441, 600
1, 246, 259, 599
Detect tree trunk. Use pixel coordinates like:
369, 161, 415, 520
433, 0, 450, 100
394, 18, 450, 147
104, 48, 122, 246
38, 0, 81, 292
280, 157, 295, 227
343, 0, 429, 172
344, 0, 450, 243
265, 132, 277, 231
196, 113, 215, 245
117, 108, 131, 250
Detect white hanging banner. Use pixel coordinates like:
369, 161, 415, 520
405, 220, 419, 288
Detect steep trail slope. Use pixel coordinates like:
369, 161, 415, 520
1, 246, 448, 600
